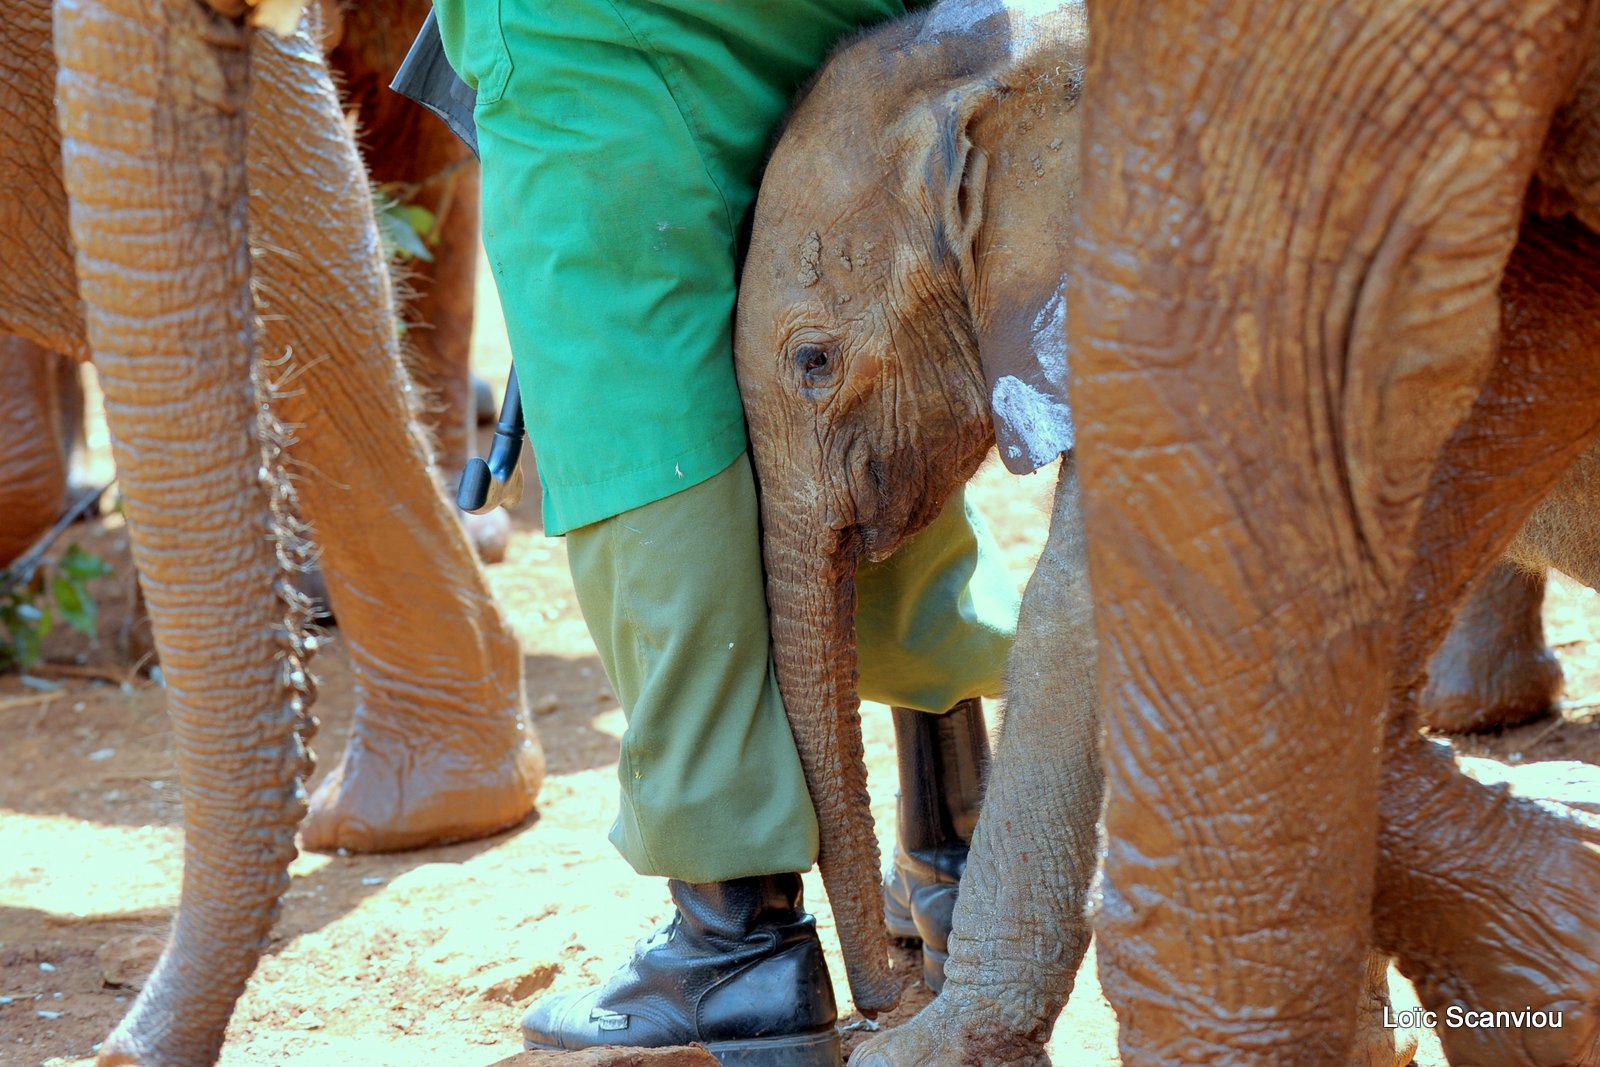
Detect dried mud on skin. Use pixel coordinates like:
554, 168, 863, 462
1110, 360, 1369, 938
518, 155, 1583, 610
4, 274, 1600, 1066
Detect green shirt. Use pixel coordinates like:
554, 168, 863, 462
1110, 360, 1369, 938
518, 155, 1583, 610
434, 0, 910, 533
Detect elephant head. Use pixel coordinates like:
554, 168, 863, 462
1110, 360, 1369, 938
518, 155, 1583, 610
732, 0, 1084, 1013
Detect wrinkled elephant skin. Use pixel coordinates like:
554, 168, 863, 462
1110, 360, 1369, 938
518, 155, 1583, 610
0, 2, 542, 1062
735, 1, 1082, 1015
740, 0, 1600, 1064
0, 0, 541, 856
0, 337, 74, 565
739, 3, 1406, 1063
1075, 3, 1600, 1065
321, 0, 511, 563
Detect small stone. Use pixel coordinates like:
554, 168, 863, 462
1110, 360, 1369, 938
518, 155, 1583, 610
88, 748, 116, 762
38, 962, 56, 973
361, 876, 386, 887
36, 1010, 63, 1020
0, 996, 14, 1004
72, 702, 85, 713
532, 694, 560, 716
294, 1012, 325, 1031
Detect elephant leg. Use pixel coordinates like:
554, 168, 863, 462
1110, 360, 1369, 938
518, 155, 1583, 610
326, 3, 508, 563
1417, 562, 1561, 733
850, 459, 1416, 1067
0, 336, 71, 565
1507, 434, 1600, 590
1369, 215, 1600, 1066
853, 458, 1096, 1067
56, 4, 318, 1064
0, 2, 89, 363
245, 21, 543, 853
1073, 2, 1590, 1062
1376, 738, 1600, 1067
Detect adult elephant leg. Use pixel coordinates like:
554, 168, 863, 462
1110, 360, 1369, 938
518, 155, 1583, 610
326, 0, 508, 563
1372, 215, 1600, 1067
245, 22, 543, 853
0, 336, 72, 565
1417, 562, 1561, 733
1074, 2, 1588, 1062
854, 461, 1415, 1067
853, 459, 1095, 1067
56, 3, 316, 1063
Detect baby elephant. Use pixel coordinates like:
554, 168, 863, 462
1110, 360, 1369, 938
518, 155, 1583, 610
735, 0, 1597, 1063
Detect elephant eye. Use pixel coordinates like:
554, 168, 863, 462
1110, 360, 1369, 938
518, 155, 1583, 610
797, 344, 831, 377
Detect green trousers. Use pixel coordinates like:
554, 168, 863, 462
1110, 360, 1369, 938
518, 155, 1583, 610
568, 454, 1017, 883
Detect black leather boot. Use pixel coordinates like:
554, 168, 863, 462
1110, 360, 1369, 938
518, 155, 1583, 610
521, 873, 841, 1066
881, 697, 989, 992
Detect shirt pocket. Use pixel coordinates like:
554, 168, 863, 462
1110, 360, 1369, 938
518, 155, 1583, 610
438, 0, 513, 105
475, 0, 513, 105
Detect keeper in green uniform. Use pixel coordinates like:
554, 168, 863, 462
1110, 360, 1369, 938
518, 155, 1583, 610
426, 3, 1017, 1062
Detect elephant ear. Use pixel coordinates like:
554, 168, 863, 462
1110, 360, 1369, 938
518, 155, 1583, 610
915, 81, 1075, 475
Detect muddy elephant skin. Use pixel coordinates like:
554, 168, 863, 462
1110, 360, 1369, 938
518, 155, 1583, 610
0, 3, 542, 1062
0, 337, 75, 565
734, 0, 1082, 1015
1072, 2, 1600, 1065
741, 4, 1410, 1064
740, 0, 1600, 1063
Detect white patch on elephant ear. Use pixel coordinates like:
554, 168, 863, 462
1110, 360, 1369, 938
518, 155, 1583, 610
1031, 275, 1069, 387
992, 375, 1073, 470
918, 0, 1077, 54
988, 272, 1072, 472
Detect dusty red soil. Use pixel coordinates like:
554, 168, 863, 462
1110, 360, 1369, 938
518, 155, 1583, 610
4, 284, 1599, 1065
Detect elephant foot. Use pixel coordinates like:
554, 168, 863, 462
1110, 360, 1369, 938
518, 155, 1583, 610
1417, 643, 1561, 733
1353, 953, 1418, 1067
300, 708, 543, 852
1418, 562, 1561, 734
848, 989, 1051, 1067
461, 507, 511, 565
1403, 805, 1600, 1067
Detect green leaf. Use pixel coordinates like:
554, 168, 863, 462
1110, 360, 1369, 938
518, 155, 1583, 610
373, 193, 435, 264
60, 544, 112, 581
53, 575, 97, 636
400, 204, 437, 242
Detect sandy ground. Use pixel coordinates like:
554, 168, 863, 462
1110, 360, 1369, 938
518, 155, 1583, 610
4, 263, 1600, 1066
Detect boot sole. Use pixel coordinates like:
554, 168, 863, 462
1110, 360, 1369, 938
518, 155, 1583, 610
524, 1029, 842, 1067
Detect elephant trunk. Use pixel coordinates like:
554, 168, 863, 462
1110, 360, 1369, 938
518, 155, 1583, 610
55, 3, 316, 1064
760, 493, 900, 1016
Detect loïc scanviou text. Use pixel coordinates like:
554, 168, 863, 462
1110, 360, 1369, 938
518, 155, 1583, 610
1386, 1006, 1563, 1030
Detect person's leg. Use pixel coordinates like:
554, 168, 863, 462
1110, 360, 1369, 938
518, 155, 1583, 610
524, 454, 834, 1060
567, 453, 818, 883
855, 489, 1020, 990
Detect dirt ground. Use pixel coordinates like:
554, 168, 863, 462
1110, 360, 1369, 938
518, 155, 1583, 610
5, 271, 1600, 1066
